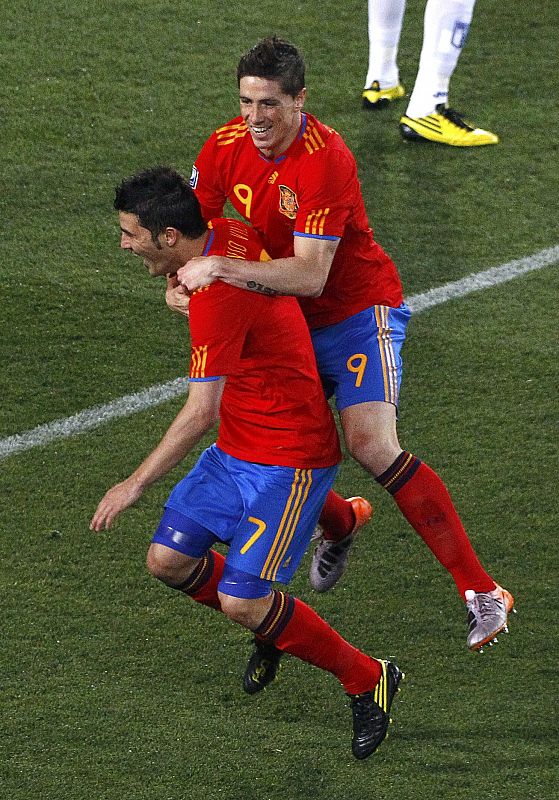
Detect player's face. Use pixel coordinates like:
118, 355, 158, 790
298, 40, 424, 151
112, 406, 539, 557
118, 212, 170, 277
239, 76, 306, 159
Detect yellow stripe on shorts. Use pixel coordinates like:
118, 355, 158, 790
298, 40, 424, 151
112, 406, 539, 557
260, 469, 313, 581
374, 305, 398, 405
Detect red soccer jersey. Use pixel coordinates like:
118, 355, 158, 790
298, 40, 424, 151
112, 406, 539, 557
188, 218, 341, 468
191, 112, 404, 329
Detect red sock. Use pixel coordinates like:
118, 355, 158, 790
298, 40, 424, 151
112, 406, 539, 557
377, 452, 495, 598
177, 549, 225, 610
255, 591, 381, 694
318, 490, 356, 542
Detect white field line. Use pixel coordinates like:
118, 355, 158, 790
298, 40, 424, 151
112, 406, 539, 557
2, 245, 558, 461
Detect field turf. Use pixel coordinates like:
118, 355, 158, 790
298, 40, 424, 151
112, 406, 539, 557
1, 2, 558, 798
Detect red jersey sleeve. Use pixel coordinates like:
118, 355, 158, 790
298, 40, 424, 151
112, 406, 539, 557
293, 128, 359, 240
191, 133, 227, 222
188, 283, 247, 380
188, 218, 268, 379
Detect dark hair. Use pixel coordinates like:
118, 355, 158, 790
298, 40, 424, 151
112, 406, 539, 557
237, 36, 305, 97
114, 166, 207, 241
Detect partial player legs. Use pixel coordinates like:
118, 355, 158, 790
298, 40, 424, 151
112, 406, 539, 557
231, 589, 403, 759
339, 400, 514, 647
146, 542, 205, 590
362, 0, 498, 143
147, 542, 403, 759
400, 0, 498, 145
363, 0, 407, 108
405, 0, 477, 118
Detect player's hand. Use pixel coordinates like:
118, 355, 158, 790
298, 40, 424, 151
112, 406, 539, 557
177, 256, 225, 292
166, 273, 191, 318
89, 478, 144, 531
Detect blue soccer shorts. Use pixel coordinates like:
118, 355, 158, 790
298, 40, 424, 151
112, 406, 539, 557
311, 303, 411, 411
151, 444, 339, 597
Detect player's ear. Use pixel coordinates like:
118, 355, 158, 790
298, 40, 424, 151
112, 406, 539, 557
164, 227, 179, 246
294, 88, 307, 110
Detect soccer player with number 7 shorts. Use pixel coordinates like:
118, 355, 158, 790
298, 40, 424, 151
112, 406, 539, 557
90, 166, 403, 760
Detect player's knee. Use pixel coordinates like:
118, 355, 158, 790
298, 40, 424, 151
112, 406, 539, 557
346, 431, 401, 477
146, 546, 183, 586
218, 593, 259, 627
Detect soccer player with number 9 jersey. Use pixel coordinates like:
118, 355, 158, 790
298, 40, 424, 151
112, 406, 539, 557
177, 37, 514, 660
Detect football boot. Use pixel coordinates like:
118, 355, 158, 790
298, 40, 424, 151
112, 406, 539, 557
466, 585, 515, 652
399, 103, 499, 146
348, 660, 404, 759
362, 80, 405, 109
309, 496, 372, 592
243, 637, 282, 694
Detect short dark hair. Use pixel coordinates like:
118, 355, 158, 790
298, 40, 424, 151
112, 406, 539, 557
237, 36, 305, 97
114, 166, 207, 241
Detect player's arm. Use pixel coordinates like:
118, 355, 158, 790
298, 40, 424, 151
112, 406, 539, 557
177, 235, 339, 297
90, 378, 225, 531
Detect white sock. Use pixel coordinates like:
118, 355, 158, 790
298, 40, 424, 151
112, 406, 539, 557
365, 0, 407, 89
405, 0, 477, 117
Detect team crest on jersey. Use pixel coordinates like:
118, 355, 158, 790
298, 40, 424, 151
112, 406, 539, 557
278, 185, 299, 219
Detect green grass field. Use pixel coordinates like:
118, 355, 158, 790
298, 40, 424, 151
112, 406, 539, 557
1, 1, 558, 798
